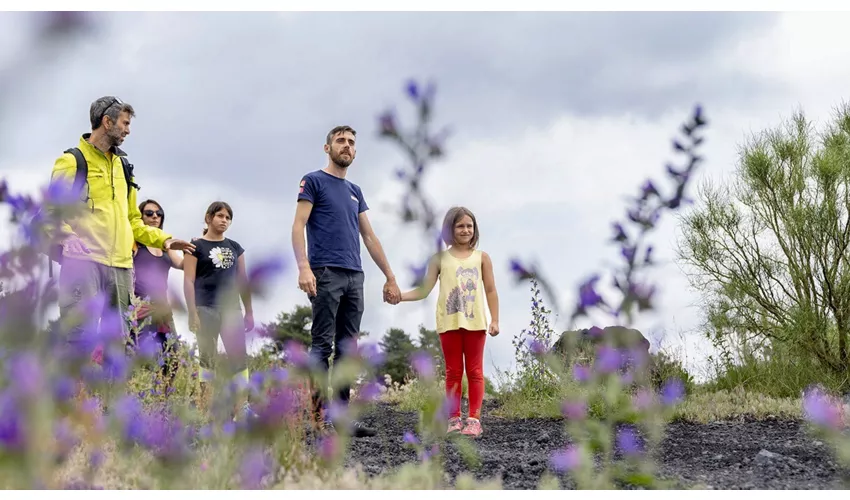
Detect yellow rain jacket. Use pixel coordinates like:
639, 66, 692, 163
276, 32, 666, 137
49, 134, 172, 269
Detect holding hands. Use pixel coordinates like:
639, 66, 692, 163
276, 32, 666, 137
383, 277, 401, 305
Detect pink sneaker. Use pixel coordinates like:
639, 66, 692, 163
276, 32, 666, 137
461, 417, 482, 437
447, 417, 463, 434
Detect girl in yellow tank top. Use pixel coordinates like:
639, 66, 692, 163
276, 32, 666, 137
399, 206, 500, 438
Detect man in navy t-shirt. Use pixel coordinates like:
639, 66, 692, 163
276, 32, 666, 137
291, 125, 401, 438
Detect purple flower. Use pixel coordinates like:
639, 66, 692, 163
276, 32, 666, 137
660, 378, 685, 406
561, 399, 587, 420
411, 351, 434, 380
586, 326, 604, 338
572, 364, 590, 382
249, 371, 265, 393
358, 342, 385, 367
621, 245, 636, 263
136, 334, 159, 359
616, 426, 642, 456
317, 435, 338, 461
420, 444, 439, 462
284, 341, 312, 370
240, 447, 274, 489
269, 367, 288, 382
406, 80, 419, 100
509, 259, 534, 281
577, 275, 604, 309
802, 386, 844, 430
379, 111, 398, 137
550, 446, 581, 472
53, 376, 76, 403
251, 389, 297, 429
6, 351, 44, 395
611, 222, 628, 242
641, 180, 659, 199
358, 381, 382, 402
89, 450, 104, 469
0, 391, 25, 451
594, 345, 623, 374
403, 431, 419, 445
632, 388, 654, 410
525, 338, 547, 356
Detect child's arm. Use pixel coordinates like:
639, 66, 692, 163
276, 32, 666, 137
183, 253, 199, 332
481, 251, 500, 336
237, 254, 254, 331
400, 254, 440, 302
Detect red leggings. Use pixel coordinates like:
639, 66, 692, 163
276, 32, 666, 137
440, 329, 486, 420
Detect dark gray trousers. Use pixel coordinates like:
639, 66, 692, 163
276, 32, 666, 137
308, 266, 365, 415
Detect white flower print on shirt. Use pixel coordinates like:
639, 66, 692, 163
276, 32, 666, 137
209, 246, 235, 269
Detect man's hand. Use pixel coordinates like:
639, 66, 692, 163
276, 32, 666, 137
383, 277, 401, 305
244, 311, 255, 332
298, 267, 317, 297
164, 238, 196, 253
488, 320, 500, 337
62, 235, 91, 256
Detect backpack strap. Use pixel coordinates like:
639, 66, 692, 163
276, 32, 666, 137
120, 156, 140, 196
63, 147, 88, 201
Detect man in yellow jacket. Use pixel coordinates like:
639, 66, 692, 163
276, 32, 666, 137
49, 96, 195, 349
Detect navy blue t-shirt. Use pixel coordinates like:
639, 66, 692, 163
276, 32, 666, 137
297, 170, 368, 272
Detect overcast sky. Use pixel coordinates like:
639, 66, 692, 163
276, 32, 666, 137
1, 10, 848, 383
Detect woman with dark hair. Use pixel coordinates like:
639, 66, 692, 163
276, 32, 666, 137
131, 198, 186, 380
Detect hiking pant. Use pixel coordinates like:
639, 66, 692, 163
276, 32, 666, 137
308, 266, 364, 416
57, 258, 132, 349
196, 305, 248, 380
440, 329, 486, 420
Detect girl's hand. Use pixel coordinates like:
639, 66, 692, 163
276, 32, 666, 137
244, 312, 255, 332
189, 311, 201, 334
488, 320, 500, 337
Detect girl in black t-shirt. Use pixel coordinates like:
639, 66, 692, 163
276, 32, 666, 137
183, 201, 254, 414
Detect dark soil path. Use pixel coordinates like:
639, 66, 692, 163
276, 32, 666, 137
344, 400, 850, 489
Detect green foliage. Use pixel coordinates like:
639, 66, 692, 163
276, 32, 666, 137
379, 327, 417, 384
259, 304, 313, 352
677, 103, 850, 385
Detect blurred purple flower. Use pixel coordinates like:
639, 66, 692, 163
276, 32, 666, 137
802, 385, 844, 430
641, 180, 659, 199
550, 446, 581, 473
0, 391, 24, 451
6, 351, 44, 395
136, 334, 159, 359
247, 256, 286, 294
586, 326, 604, 338
420, 444, 440, 462
54, 418, 79, 461
317, 435, 338, 461
249, 371, 265, 393
406, 80, 419, 100
53, 376, 76, 403
561, 399, 587, 420
269, 367, 288, 382
594, 345, 623, 374
616, 426, 642, 456
379, 111, 398, 137
577, 275, 604, 309
252, 389, 297, 430
632, 388, 654, 411
411, 351, 434, 380
240, 447, 274, 489
572, 364, 590, 382
358, 342, 385, 367
526, 338, 547, 356
284, 341, 312, 370
89, 450, 104, 469
403, 431, 419, 445
358, 381, 382, 402
621, 245, 636, 263
660, 378, 685, 406
611, 222, 628, 242
509, 258, 534, 281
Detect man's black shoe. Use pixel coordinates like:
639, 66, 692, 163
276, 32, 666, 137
351, 420, 376, 437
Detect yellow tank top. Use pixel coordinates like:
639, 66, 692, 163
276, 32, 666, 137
435, 248, 488, 334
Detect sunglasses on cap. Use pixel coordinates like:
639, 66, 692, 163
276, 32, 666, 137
143, 209, 163, 217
